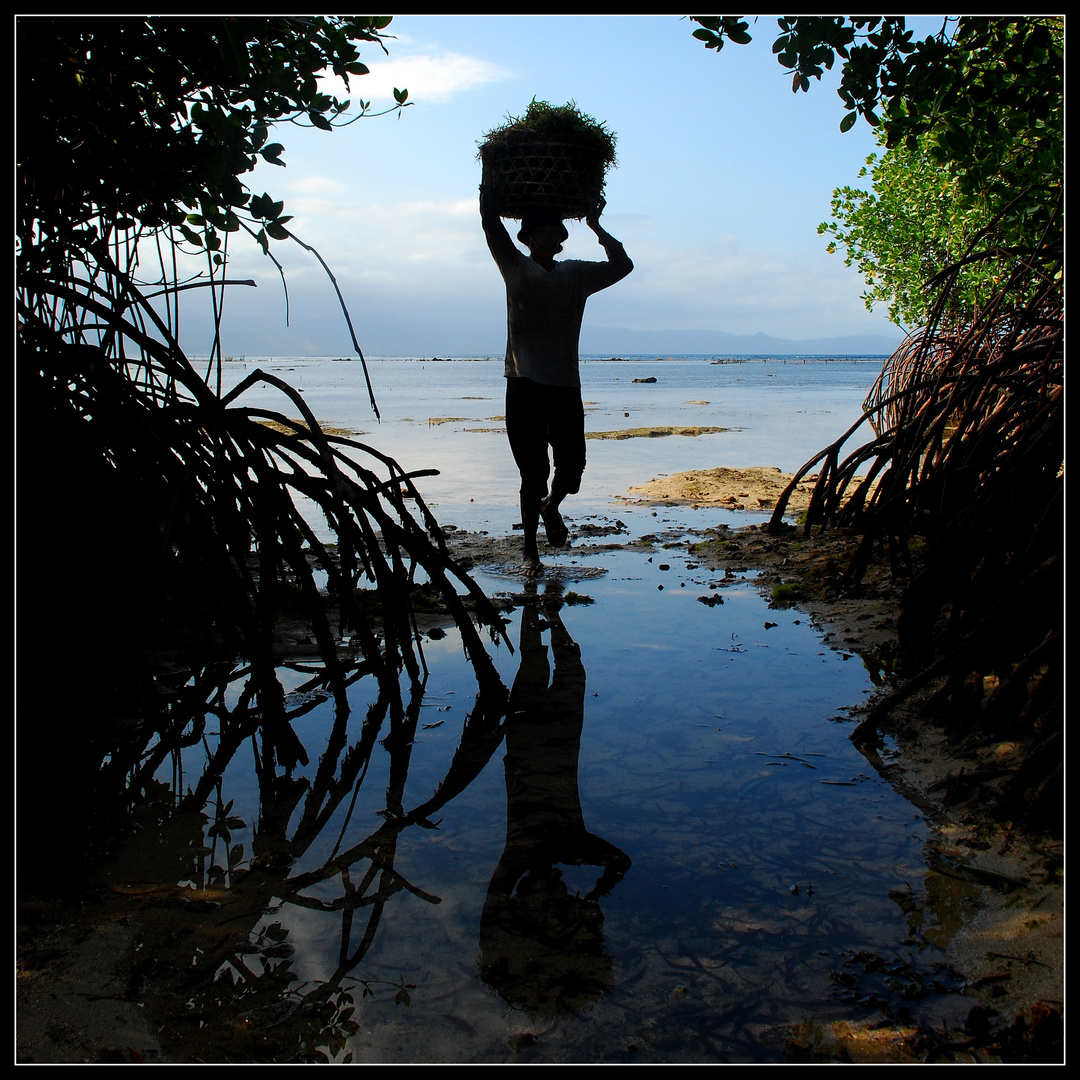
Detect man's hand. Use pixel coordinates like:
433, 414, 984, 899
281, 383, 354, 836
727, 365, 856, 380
585, 197, 607, 232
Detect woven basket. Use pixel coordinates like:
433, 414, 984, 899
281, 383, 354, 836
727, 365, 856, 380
480, 138, 607, 220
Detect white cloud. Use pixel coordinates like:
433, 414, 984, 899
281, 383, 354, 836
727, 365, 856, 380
209, 198, 892, 348
218, 197, 491, 294
589, 234, 892, 340
321, 50, 512, 108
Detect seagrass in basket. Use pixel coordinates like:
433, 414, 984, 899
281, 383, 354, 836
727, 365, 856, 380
480, 138, 607, 221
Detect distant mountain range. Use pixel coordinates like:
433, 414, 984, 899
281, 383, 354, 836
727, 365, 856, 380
359, 324, 906, 358
367, 322, 905, 358
577, 325, 905, 358
217, 309, 905, 359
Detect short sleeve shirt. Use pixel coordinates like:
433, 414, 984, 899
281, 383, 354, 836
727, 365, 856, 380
500, 248, 632, 387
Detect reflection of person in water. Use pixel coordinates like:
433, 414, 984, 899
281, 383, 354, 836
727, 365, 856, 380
479, 583, 630, 1019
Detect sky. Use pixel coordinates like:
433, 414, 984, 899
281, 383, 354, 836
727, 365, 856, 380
176, 15, 948, 358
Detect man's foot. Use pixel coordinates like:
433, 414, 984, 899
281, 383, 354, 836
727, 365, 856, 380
520, 556, 544, 578
539, 497, 569, 547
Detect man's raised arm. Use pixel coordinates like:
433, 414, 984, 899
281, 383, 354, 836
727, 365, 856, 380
479, 182, 517, 272
586, 201, 633, 284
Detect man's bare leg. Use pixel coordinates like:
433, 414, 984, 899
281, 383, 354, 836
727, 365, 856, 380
540, 482, 570, 548
520, 493, 543, 577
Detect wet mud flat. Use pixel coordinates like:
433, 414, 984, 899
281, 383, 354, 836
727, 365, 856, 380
418, 516, 1063, 1061
17, 509, 1062, 1064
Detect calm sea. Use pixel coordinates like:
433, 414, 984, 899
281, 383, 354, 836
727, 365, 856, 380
214, 355, 886, 537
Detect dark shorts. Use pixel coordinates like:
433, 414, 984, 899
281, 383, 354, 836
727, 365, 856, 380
505, 377, 586, 500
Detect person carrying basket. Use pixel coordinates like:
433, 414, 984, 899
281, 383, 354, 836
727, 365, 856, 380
479, 183, 633, 577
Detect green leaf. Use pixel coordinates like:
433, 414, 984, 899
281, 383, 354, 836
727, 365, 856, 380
693, 28, 723, 50
260, 143, 286, 167
840, 111, 858, 132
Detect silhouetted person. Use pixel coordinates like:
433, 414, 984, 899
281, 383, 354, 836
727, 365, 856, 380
480, 185, 633, 576
479, 584, 630, 1018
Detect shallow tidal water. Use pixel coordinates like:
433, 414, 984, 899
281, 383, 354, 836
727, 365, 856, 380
77, 358, 987, 1062
216, 354, 882, 540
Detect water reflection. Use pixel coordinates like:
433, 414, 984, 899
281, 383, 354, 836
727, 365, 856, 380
48, 577, 637, 1059
481, 583, 630, 1019
56, 647, 510, 1060
24, 545, 1002, 1062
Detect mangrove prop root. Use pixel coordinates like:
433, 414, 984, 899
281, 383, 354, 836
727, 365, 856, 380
769, 253, 1062, 828
21, 218, 512, 782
